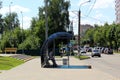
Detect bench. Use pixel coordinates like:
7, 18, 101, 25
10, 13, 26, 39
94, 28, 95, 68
4, 48, 17, 54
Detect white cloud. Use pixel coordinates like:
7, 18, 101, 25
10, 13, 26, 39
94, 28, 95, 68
0, 6, 8, 14
20, 16, 32, 29
0, 5, 31, 29
94, 13, 105, 19
69, 11, 78, 19
93, 0, 114, 9
0, 5, 30, 15
77, 0, 114, 9
69, 11, 108, 35
12, 5, 30, 13
93, 12, 110, 23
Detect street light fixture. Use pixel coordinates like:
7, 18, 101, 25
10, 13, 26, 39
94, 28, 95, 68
78, 0, 90, 55
9, 2, 13, 29
9, 2, 13, 47
9, 2, 12, 14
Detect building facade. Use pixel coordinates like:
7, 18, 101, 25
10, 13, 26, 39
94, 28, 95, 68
74, 24, 93, 44
115, 0, 120, 24
80, 24, 93, 37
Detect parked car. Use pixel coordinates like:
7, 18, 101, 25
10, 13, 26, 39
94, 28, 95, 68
118, 47, 120, 52
91, 49, 101, 57
101, 47, 105, 53
84, 46, 89, 52
104, 48, 109, 54
104, 48, 113, 54
80, 49, 86, 54
108, 48, 113, 54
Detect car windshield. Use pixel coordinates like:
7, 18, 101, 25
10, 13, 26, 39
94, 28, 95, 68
93, 50, 99, 52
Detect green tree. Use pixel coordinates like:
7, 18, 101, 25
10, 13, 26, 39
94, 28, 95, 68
0, 14, 4, 34
30, 17, 45, 44
83, 28, 95, 46
18, 34, 40, 50
83, 23, 120, 49
0, 31, 10, 50
4, 12, 20, 31
101, 25, 108, 47
111, 24, 120, 49
48, 0, 70, 34
36, 0, 70, 35
29, 0, 70, 48
0, 27, 23, 49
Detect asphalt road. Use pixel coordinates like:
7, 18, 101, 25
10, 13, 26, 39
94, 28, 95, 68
82, 53, 120, 79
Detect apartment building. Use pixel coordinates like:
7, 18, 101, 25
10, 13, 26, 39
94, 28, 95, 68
80, 24, 93, 37
115, 0, 120, 24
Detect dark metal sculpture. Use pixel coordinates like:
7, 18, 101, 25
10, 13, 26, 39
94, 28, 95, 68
40, 32, 73, 68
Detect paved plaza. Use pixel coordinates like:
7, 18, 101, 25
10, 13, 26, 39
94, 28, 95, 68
0, 56, 119, 80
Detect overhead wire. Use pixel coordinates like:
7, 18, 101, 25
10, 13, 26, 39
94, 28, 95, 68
69, 0, 106, 25
69, 12, 106, 24
86, 0, 96, 17
82, 15, 107, 23
80, 0, 106, 24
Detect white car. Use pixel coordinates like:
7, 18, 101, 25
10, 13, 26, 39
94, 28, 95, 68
91, 49, 101, 57
80, 49, 86, 54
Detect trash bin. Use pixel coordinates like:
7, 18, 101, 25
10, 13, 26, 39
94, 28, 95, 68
63, 58, 68, 65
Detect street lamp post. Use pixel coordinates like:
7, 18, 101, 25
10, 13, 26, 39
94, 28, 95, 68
9, 2, 13, 47
44, 0, 49, 62
44, 0, 48, 40
78, 10, 80, 55
9, 2, 12, 30
21, 12, 23, 31
78, 0, 90, 55
21, 11, 24, 54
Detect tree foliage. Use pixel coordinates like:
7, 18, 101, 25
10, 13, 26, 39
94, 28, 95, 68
0, 0, 70, 51
0, 11, 21, 50
30, 0, 70, 48
48, 0, 70, 34
4, 12, 20, 31
83, 23, 120, 49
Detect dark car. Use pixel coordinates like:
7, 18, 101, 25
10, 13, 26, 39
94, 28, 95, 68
91, 49, 101, 57
108, 48, 113, 54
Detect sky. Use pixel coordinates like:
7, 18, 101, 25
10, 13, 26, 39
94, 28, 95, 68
0, 0, 115, 34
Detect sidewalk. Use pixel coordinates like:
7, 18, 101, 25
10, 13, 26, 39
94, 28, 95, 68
0, 57, 119, 80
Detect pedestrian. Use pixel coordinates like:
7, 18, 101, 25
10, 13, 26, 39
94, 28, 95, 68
48, 49, 58, 67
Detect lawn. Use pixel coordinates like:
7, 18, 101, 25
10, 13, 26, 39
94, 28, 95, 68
0, 56, 24, 70
75, 55, 90, 60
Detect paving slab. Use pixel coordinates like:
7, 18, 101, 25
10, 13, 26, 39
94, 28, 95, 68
0, 57, 119, 80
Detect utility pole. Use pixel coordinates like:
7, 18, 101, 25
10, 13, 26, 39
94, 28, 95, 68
44, 0, 48, 62
9, 2, 12, 30
78, 0, 90, 55
78, 10, 81, 55
45, 0, 48, 40
9, 2, 13, 47
21, 11, 24, 54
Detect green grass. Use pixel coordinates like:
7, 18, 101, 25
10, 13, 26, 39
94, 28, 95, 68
114, 51, 120, 54
116, 52, 120, 54
75, 55, 90, 60
0, 56, 24, 70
